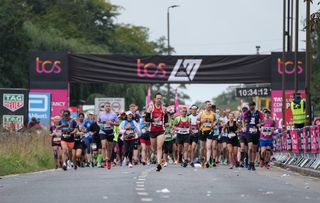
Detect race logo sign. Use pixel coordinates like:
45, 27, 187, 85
3, 94, 24, 112
2, 115, 24, 131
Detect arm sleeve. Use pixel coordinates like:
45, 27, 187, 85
145, 113, 154, 122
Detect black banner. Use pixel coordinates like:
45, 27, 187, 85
0, 88, 29, 131
29, 51, 69, 89
69, 54, 271, 84
271, 52, 306, 90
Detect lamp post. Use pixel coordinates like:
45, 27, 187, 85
166, 5, 179, 105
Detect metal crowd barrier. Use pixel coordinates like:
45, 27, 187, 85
273, 126, 320, 170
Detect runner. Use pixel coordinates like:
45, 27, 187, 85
188, 105, 200, 167
50, 116, 62, 169
222, 113, 240, 169
59, 110, 78, 171
243, 102, 264, 171
120, 111, 140, 168
198, 101, 216, 168
259, 109, 275, 169
74, 113, 86, 169
82, 112, 94, 167
145, 92, 168, 172
88, 113, 101, 167
139, 111, 151, 165
98, 102, 119, 169
173, 107, 191, 167
163, 112, 174, 167
238, 106, 249, 168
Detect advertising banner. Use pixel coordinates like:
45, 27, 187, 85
310, 126, 318, 154
271, 90, 305, 129
0, 88, 29, 131
291, 129, 300, 153
29, 51, 68, 89
28, 93, 51, 129
271, 52, 305, 90
30, 89, 68, 117
94, 98, 125, 114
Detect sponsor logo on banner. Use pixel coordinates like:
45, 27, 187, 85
136, 58, 202, 82
28, 93, 51, 128
168, 59, 202, 82
277, 58, 303, 75
3, 94, 24, 112
95, 98, 125, 114
3, 115, 24, 131
36, 57, 62, 74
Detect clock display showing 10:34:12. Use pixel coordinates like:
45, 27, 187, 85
236, 87, 271, 97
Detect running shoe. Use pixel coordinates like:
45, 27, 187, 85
142, 162, 146, 166
259, 161, 264, 168
74, 165, 78, 170
107, 160, 111, 170
190, 162, 195, 168
252, 164, 256, 171
205, 162, 210, 168
62, 164, 67, 171
235, 162, 240, 168
229, 164, 234, 169
265, 163, 270, 169
164, 162, 168, 167
183, 161, 188, 168
223, 160, 228, 165
129, 163, 133, 168
156, 164, 162, 172
248, 163, 252, 171
212, 162, 217, 167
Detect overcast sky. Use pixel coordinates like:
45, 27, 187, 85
111, 0, 318, 104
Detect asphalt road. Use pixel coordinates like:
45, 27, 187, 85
1, 164, 320, 203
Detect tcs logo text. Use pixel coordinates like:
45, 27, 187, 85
36, 57, 62, 74
277, 58, 303, 75
137, 59, 167, 78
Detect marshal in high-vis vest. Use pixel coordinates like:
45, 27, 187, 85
290, 92, 306, 129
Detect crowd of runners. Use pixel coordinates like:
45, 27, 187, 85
49, 92, 278, 172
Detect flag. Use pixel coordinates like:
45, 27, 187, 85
175, 88, 180, 113
146, 85, 151, 106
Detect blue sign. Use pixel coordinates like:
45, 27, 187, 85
28, 93, 51, 129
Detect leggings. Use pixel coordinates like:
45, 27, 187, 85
124, 139, 135, 164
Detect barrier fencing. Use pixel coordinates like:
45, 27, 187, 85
273, 126, 320, 170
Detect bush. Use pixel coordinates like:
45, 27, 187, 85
0, 129, 54, 176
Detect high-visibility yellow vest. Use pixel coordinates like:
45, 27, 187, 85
290, 100, 305, 125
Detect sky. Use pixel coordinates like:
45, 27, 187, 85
110, 0, 318, 104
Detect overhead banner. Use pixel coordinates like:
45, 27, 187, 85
29, 51, 69, 89
95, 98, 125, 114
271, 52, 305, 90
69, 54, 271, 84
28, 93, 51, 129
0, 88, 29, 131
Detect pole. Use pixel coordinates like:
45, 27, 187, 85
305, 0, 312, 125
282, 0, 287, 130
294, 0, 299, 92
287, 0, 291, 51
167, 7, 170, 105
290, 0, 294, 50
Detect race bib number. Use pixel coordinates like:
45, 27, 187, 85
262, 127, 272, 137
90, 143, 97, 150
191, 129, 199, 134
141, 128, 149, 134
103, 123, 111, 130
204, 122, 212, 128
249, 127, 258, 133
125, 129, 134, 135
53, 137, 61, 142
165, 133, 172, 139
153, 120, 163, 127
228, 133, 236, 138
177, 127, 190, 135
62, 134, 71, 138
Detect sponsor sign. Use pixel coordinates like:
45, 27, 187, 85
29, 51, 68, 89
3, 94, 24, 112
30, 89, 68, 117
95, 98, 125, 114
28, 93, 51, 128
271, 90, 305, 129
2, 115, 24, 131
0, 88, 28, 131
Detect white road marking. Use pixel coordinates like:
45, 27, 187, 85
136, 188, 145, 191
141, 198, 153, 202
138, 179, 146, 181
136, 182, 144, 184
102, 196, 108, 199
137, 192, 149, 196
137, 184, 145, 187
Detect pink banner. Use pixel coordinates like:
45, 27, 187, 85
310, 126, 318, 154
271, 90, 305, 129
291, 130, 300, 153
302, 128, 308, 154
30, 89, 69, 117
175, 89, 180, 114
281, 133, 288, 151
318, 126, 320, 153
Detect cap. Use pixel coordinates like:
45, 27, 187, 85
263, 109, 271, 114
126, 111, 133, 116
87, 111, 94, 115
190, 105, 198, 109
